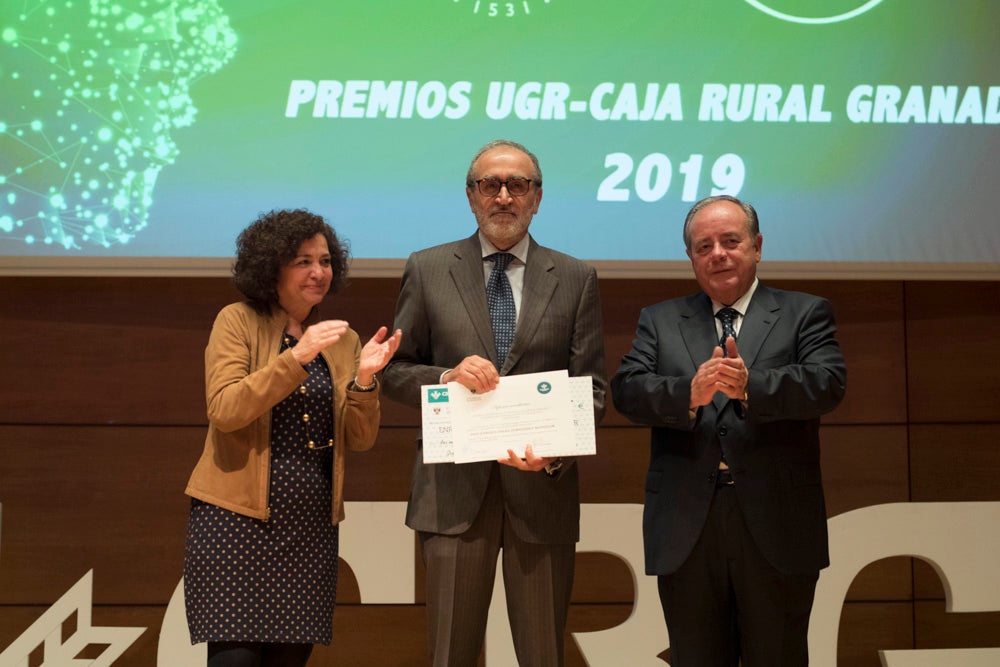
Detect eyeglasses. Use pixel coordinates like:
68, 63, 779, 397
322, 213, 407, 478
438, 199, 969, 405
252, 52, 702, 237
473, 177, 538, 198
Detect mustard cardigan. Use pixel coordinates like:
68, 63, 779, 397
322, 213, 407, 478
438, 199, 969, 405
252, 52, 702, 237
185, 301, 380, 523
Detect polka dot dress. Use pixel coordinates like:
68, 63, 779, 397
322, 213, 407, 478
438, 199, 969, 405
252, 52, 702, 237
184, 334, 339, 644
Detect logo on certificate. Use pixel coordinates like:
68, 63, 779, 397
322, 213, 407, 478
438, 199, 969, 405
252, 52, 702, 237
427, 388, 449, 403
536, 381, 552, 394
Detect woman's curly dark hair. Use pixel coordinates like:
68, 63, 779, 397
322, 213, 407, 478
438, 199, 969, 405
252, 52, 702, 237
232, 209, 350, 315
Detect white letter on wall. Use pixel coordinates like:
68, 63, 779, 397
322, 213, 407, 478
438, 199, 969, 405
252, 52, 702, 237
809, 502, 1000, 667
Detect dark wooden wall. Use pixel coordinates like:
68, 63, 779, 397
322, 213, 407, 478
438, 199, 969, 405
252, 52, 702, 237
1, 275, 998, 665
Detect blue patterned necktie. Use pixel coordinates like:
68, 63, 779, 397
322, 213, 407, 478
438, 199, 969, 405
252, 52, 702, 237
486, 252, 516, 368
716, 307, 739, 357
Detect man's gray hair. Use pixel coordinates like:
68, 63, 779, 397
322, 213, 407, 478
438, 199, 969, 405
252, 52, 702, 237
682, 195, 759, 250
465, 139, 543, 188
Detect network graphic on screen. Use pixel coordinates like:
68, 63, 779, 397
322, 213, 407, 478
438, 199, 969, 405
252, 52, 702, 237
0, 0, 236, 249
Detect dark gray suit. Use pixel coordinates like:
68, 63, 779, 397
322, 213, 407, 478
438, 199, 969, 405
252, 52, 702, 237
611, 283, 846, 665
382, 232, 606, 665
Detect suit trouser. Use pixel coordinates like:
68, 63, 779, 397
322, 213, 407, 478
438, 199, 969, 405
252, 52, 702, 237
418, 466, 576, 667
657, 483, 819, 667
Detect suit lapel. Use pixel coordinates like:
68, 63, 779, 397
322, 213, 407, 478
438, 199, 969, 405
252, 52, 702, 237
736, 284, 780, 370
449, 234, 497, 364
679, 293, 718, 371
504, 237, 556, 375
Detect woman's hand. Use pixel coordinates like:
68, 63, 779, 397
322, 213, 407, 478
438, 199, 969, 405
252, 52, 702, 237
292, 319, 350, 366
356, 326, 403, 385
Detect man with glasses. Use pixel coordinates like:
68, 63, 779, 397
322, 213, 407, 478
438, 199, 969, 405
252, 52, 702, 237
382, 139, 606, 666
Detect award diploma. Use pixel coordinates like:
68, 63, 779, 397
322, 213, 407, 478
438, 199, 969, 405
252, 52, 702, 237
419, 370, 596, 464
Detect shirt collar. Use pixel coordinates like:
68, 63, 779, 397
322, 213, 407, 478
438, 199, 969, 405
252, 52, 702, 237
712, 277, 759, 316
479, 232, 529, 265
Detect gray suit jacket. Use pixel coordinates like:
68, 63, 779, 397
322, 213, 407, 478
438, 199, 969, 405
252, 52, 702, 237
382, 233, 606, 544
611, 284, 846, 575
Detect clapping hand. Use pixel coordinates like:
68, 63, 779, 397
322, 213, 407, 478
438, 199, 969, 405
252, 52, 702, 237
356, 326, 403, 385
292, 319, 350, 365
690, 336, 748, 407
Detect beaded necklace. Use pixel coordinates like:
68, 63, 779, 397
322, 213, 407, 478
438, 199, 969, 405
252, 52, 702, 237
283, 333, 334, 450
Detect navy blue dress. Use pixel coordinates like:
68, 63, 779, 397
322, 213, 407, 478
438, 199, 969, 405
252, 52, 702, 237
184, 334, 339, 644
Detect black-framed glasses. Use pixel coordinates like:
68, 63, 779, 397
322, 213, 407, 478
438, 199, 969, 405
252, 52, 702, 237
473, 177, 538, 197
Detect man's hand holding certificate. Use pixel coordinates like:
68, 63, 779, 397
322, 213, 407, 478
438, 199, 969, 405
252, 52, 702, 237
420, 370, 596, 464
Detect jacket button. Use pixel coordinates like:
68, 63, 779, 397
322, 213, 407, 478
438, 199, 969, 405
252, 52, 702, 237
718, 426, 727, 436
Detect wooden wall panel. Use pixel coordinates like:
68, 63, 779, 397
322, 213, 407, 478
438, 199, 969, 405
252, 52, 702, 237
0, 602, 678, 667
821, 425, 910, 517
0, 425, 200, 604
598, 278, 699, 429
909, 423, 1000, 600
910, 424, 1000, 503
0, 276, 412, 427
577, 427, 650, 505
0, 275, 910, 427
317, 605, 432, 666
2, 275, 999, 666
320, 603, 643, 667
344, 426, 421, 502
766, 279, 907, 425
846, 558, 914, 604
821, 425, 912, 602
1, 601, 940, 667
913, 601, 1000, 649
906, 281, 1000, 423
0, 277, 232, 425
837, 602, 914, 667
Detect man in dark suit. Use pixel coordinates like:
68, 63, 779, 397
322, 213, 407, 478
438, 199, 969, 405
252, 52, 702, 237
381, 139, 606, 667
610, 195, 846, 666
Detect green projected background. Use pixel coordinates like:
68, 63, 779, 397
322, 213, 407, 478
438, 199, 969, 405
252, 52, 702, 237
1, 0, 998, 275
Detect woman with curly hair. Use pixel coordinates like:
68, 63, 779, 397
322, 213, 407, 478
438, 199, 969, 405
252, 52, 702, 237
182, 209, 402, 666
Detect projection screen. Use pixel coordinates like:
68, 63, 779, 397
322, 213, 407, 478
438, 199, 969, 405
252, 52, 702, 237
1, 0, 998, 278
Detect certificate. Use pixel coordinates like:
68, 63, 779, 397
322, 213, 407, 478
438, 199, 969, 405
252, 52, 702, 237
419, 371, 597, 464
419, 384, 454, 463
567, 375, 597, 457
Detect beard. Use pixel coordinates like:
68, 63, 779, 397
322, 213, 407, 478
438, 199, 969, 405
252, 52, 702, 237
476, 209, 531, 250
